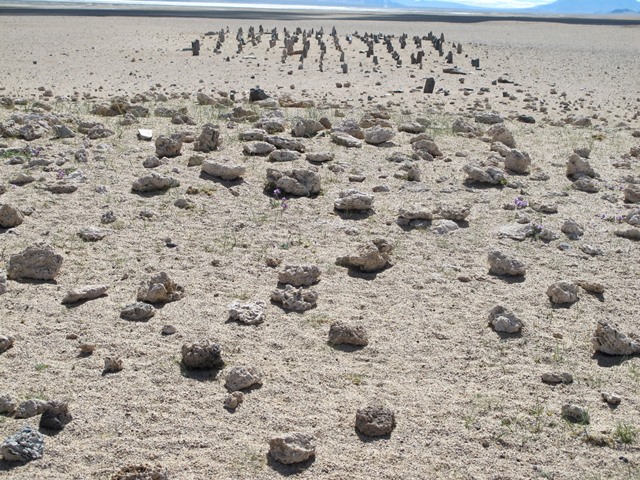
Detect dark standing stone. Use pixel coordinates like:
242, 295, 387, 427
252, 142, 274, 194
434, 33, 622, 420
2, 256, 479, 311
191, 40, 200, 56
424, 77, 436, 94
249, 88, 269, 103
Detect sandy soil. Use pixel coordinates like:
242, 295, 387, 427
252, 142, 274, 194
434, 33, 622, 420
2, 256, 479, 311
0, 12, 639, 480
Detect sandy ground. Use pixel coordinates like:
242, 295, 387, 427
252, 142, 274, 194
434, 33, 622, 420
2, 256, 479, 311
0, 12, 640, 480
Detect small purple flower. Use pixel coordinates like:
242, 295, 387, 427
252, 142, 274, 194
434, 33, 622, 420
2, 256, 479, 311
615, 215, 623, 223
533, 223, 544, 232
514, 197, 528, 209
273, 188, 282, 199
56, 170, 66, 180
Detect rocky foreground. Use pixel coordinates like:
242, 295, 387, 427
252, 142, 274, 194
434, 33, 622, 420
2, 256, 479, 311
0, 15, 639, 480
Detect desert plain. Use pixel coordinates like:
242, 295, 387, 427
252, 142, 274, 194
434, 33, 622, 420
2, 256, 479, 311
0, 8, 639, 480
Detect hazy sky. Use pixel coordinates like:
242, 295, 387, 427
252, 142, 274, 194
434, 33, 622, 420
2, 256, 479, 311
451, 0, 551, 7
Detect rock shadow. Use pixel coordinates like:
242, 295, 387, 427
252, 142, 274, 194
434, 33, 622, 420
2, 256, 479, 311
130, 189, 172, 198
9, 278, 57, 286
334, 209, 375, 221
62, 295, 108, 309
591, 352, 633, 368
198, 171, 244, 188
355, 428, 392, 443
0, 459, 26, 472
179, 363, 223, 381
327, 342, 366, 353
266, 454, 315, 476
463, 180, 504, 190
487, 273, 526, 284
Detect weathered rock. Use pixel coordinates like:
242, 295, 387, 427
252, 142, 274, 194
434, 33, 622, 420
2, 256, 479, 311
268, 149, 301, 162
0, 394, 17, 414
142, 156, 162, 168
592, 321, 640, 355
292, 119, 324, 138
475, 112, 503, 125
561, 219, 584, 239
614, 228, 640, 241
504, 149, 531, 174
433, 219, 459, 235
625, 208, 640, 226
193, 123, 220, 153
625, 184, 640, 203
566, 153, 596, 179
181, 341, 224, 370
103, 356, 123, 373
243, 141, 276, 156
541, 372, 573, 385
79, 343, 96, 354
575, 280, 605, 294
0, 270, 6, 295
334, 190, 374, 211
264, 135, 306, 153
131, 173, 179, 192
333, 119, 364, 139
355, 406, 396, 437
225, 366, 262, 391
7, 244, 63, 281
239, 128, 267, 141
0, 335, 14, 353
137, 272, 184, 303
337, 238, 393, 272
120, 302, 155, 321
254, 114, 286, 134
561, 404, 589, 424
224, 391, 244, 409
306, 152, 334, 163
0, 426, 45, 462
271, 285, 318, 311
463, 163, 505, 185
9, 173, 35, 186
0, 204, 25, 228
488, 305, 523, 333
498, 223, 536, 241
39, 401, 72, 431
573, 177, 600, 193
488, 125, 515, 148
396, 205, 433, 227
266, 168, 321, 197
14, 399, 47, 419
328, 321, 368, 346
278, 265, 320, 287
62, 285, 109, 304
201, 159, 246, 181
452, 117, 482, 136
434, 203, 471, 221
364, 126, 395, 145
546, 281, 579, 305
228, 300, 266, 325
78, 226, 108, 242
398, 122, 426, 134
269, 432, 316, 464
411, 139, 442, 158
488, 251, 525, 276
601, 392, 622, 406
155, 135, 182, 158
331, 131, 362, 148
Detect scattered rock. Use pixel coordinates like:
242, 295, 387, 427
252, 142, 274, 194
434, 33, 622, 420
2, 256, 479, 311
131, 173, 179, 193
0, 394, 17, 414
193, 123, 220, 153
0, 204, 24, 228
14, 399, 47, 419
336, 238, 393, 272
573, 177, 600, 193
278, 265, 320, 287
243, 141, 276, 156
271, 285, 318, 311
546, 281, 579, 305
103, 356, 123, 373
266, 168, 321, 197
504, 149, 531, 174
292, 119, 324, 138
328, 321, 368, 346
334, 190, 374, 211
78, 226, 108, 242
181, 341, 224, 370
561, 404, 589, 424
488, 305, 523, 333
575, 280, 605, 294
225, 366, 262, 391
111, 464, 168, 480
488, 251, 526, 276
306, 152, 334, 163
331, 131, 362, 148
541, 372, 573, 385
434, 203, 470, 221
566, 153, 596, 179
355, 406, 396, 437
137, 272, 184, 303
488, 125, 516, 148
475, 112, 503, 124
592, 321, 640, 355
601, 392, 622, 406
7, 244, 63, 281
0, 335, 14, 353
79, 343, 96, 354
202, 159, 246, 181
0, 270, 6, 295
39, 401, 72, 431
463, 163, 505, 185
561, 219, 584, 239
120, 302, 156, 321
614, 228, 640, 241
269, 432, 316, 465
62, 284, 109, 304
0, 426, 45, 462
161, 325, 177, 336
364, 126, 395, 145
228, 300, 266, 325
398, 122, 426, 134
268, 149, 301, 162
624, 184, 640, 204
155, 135, 182, 158
396, 204, 432, 228
224, 391, 244, 409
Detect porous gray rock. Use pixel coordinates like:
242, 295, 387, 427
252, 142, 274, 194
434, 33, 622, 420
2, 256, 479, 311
561, 404, 589, 424
566, 153, 596, 179
561, 219, 584, 240
201, 159, 246, 181
614, 228, 640, 241
625, 184, 640, 204
355, 406, 396, 437
396, 205, 433, 228
452, 117, 482, 136
488, 305, 523, 333
228, 300, 266, 325
0, 270, 6, 295
292, 119, 324, 138
131, 173, 179, 193
271, 285, 318, 311
328, 321, 368, 346
193, 123, 220, 153
243, 141, 276, 156
625, 208, 640, 226
398, 122, 426, 134
239, 128, 267, 141
155, 135, 182, 158
411, 139, 442, 158
463, 163, 505, 185
264, 135, 306, 153
39, 401, 72, 431
266, 168, 321, 197
333, 119, 364, 139
181, 341, 224, 370
337, 238, 393, 273
224, 366, 262, 391
592, 321, 640, 356
120, 302, 156, 321
433, 220, 460, 235
488, 125, 516, 148
475, 112, 503, 125
0, 204, 24, 228
488, 251, 526, 276
7, 244, 63, 281
306, 152, 334, 163
0, 394, 17, 414
111, 464, 168, 480
224, 391, 244, 409
573, 177, 600, 193
269, 432, 316, 464
278, 265, 320, 287
546, 281, 579, 305
103, 356, 123, 373
0, 335, 14, 353
434, 203, 471, 221
575, 280, 605, 294
541, 372, 573, 385
62, 285, 109, 304
137, 272, 184, 303
601, 392, 622, 406
268, 149, 301, 162
334, 190, 374, 211
364, 126, 395, 145
14, 399, 47, 419
78, 226, 108, 242
331, 131, 362, 148
0, 426, 45, 462
504, 149, 531, 174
